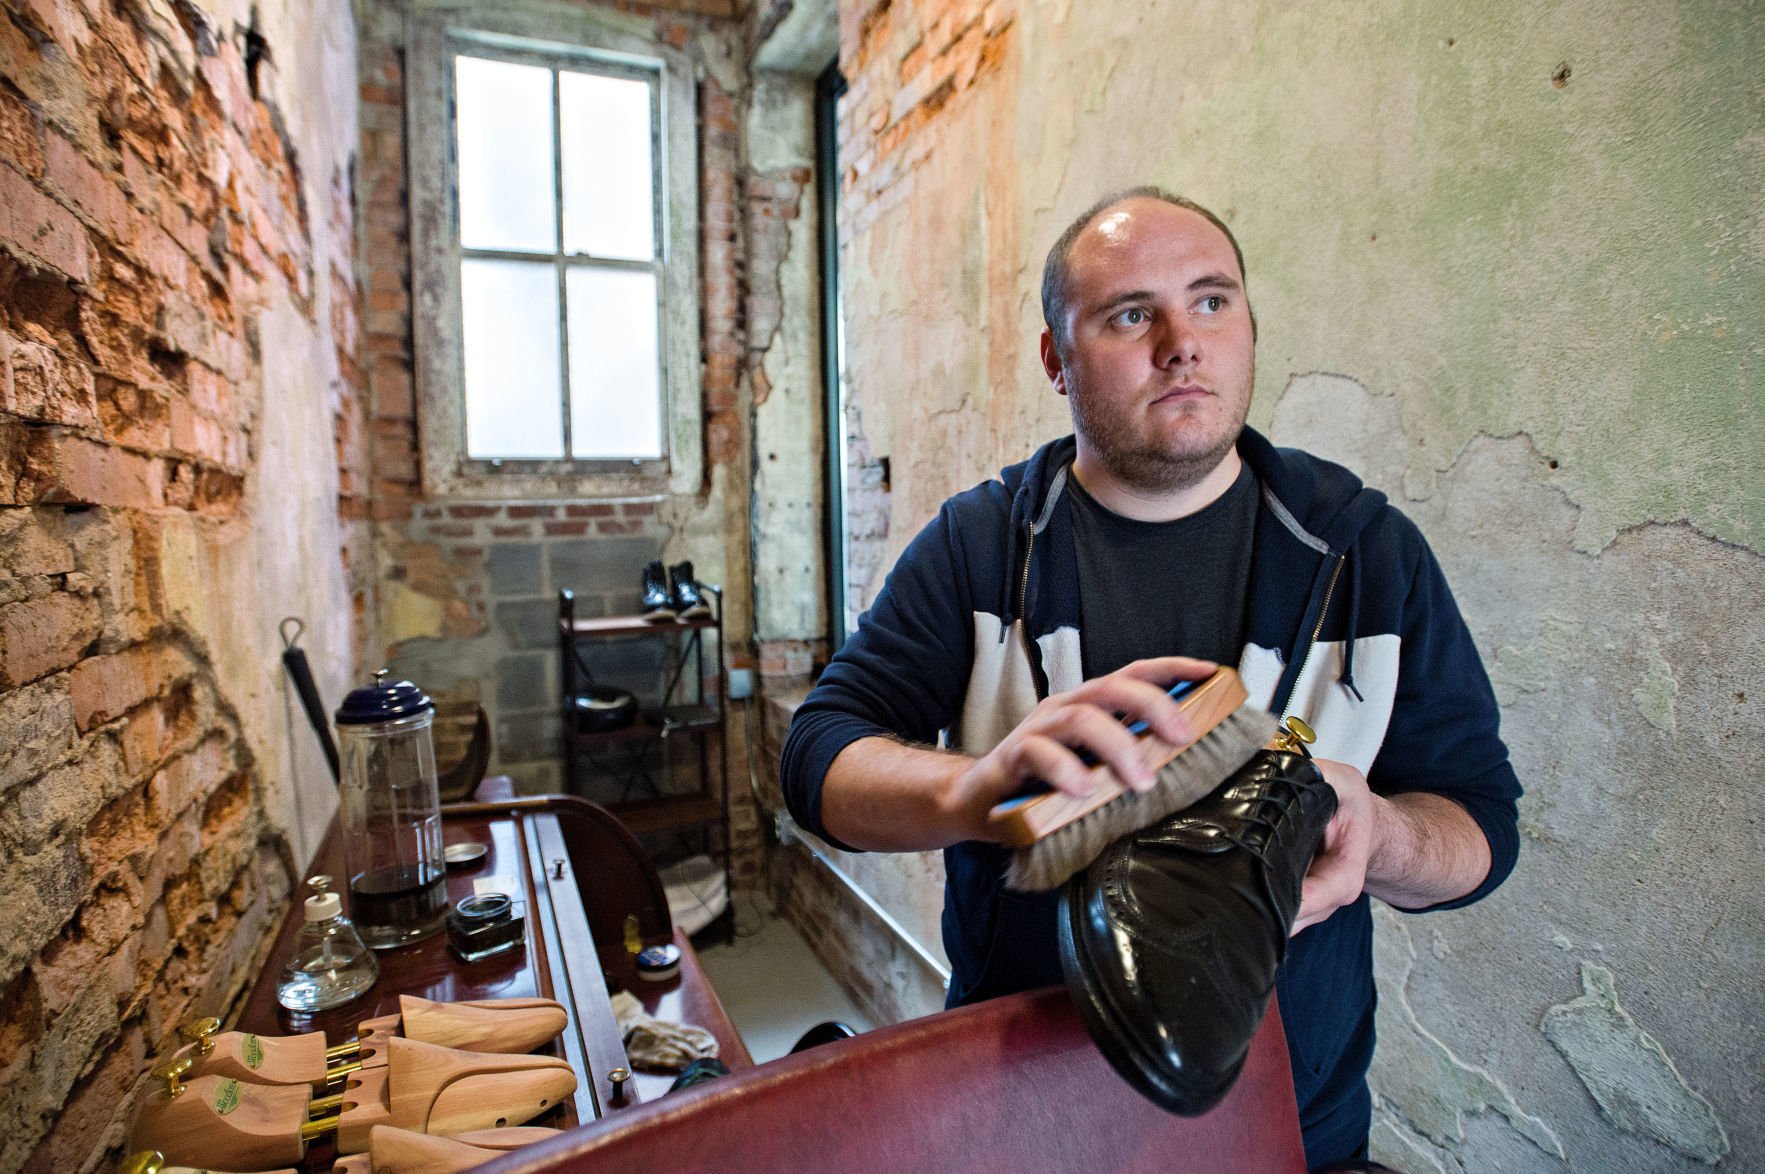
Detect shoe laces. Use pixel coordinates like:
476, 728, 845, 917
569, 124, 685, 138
1201, 775, 1314, 858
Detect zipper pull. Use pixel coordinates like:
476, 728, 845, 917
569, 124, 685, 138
1271, 715, 1317, 758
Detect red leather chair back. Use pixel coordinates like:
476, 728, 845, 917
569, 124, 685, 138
482, 987, 1307, 1173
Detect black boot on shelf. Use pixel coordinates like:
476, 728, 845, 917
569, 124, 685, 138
640, 560, 677, 622
669, 562, 711, 620
1056, 749, 1338, 1116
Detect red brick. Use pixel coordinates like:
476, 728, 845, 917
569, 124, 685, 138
168, 398, 247, 468
21, 432, 165, 509
149, 736, 234, 824
0, 164, 90, 281
1, 332, 98, 427
117, 682, 194, 778
505, 505, 556, 519
0, 592, 100, 688
0, 86, 43, 178
564, 503, 615, 518
543, 520, 587, 537
43, 133, 133, 246
68, 642, 190, 731
488, 523, 532, 538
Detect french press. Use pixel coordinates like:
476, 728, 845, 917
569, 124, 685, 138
334, 670, 450, 949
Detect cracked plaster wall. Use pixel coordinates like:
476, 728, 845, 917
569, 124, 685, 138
835, 0, 1762, 1167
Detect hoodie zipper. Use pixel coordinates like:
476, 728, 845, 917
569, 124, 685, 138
1283, 553, 1345, 726
1017, 524, 1040, 697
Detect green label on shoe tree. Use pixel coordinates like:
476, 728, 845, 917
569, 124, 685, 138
213, 1078, 241, 1115
242, 1034, 264, 1068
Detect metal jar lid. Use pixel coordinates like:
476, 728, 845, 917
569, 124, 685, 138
335, 668, 434, 725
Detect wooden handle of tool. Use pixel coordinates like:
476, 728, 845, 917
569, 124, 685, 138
985, 667, 1250, 847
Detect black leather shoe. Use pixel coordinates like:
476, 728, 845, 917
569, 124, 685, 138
669, 561, 711, 620
1056, 749, 1337, 1115
641, 560, 676, 622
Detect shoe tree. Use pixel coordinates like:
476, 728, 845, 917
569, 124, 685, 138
327, 1037, 576, 1154
136, 1036, 574, 1166
128, 1057, 321, 1170
173, 995, 567, 1087
330, 1125, 559, 1174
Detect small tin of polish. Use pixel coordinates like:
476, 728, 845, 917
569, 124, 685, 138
447, 892, 524, 962
635, 943, 681, 982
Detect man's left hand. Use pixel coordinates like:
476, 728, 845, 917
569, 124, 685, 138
1290, 758, 1495, 934
1290, 758, 1378, 935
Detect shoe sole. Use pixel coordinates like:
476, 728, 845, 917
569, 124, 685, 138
642, 610, 678, 623
675, 604, 712, 620
1056, 874, 1239, 1116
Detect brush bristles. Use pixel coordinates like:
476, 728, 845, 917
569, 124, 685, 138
1004, 706, 1278, 893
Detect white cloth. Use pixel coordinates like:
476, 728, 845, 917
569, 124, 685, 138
609, 990, 719, 1072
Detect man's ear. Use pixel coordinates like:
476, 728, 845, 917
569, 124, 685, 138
1040, 328, 1068, 396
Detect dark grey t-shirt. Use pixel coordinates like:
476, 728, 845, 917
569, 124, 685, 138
1068, 461, 1259, 680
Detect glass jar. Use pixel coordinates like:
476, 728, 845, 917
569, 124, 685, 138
276, 876, 378, 1011
335, 671, 449, 949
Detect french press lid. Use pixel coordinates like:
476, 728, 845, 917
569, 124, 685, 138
334, 668, 434, 725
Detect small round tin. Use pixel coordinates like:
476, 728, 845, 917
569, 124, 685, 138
443, 841, 488, 867
635, 943, 681, 982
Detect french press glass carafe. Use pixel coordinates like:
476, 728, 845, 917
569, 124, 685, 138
334, 671, 449, 949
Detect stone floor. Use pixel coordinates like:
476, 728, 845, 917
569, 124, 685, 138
697, 893, 874, 1064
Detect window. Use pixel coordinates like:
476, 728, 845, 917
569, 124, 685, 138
408, 12, 701, 498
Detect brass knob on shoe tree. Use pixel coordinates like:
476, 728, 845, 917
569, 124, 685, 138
152, 1056, 194, 1099
118, 1153, 164, 1174
179, 1017, 222, 1056
1271, 716, 1317, 756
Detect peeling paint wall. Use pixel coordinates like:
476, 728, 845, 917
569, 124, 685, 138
833, 0, 1763, 1167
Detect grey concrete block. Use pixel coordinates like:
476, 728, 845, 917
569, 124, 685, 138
496, 653, 552, 711
550, 536, 661, 601
488, 543, 542, 598
496, 599, 558, 650
495, 711, 563, 764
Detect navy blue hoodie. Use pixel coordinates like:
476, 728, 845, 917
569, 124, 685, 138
782, 428, 1521, 1167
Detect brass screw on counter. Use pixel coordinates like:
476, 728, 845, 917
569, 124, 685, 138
609, 1067, 632, 1102
152, 1056, 194, 1099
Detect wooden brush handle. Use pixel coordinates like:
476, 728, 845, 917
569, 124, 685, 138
985, 667, 1249, 847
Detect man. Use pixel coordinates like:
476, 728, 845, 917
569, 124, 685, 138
781, 188, 1520, 1170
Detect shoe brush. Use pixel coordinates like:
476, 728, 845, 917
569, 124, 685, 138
989, 667, 1276, 893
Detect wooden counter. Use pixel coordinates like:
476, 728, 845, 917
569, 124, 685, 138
231, 792, 750, 1169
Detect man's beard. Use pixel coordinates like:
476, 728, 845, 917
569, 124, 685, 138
1068, 381, 1246, 495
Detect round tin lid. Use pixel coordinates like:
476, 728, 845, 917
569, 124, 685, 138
335, 669, 433, 725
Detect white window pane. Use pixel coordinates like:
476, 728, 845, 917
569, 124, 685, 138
455, 56, 557, 253
560, 71, 655, 261
462, 258, 564, 459
566, 268, 661, 459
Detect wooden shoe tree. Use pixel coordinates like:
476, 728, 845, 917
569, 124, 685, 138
329, 1039, 574, 1153
396, 995, 568, 1055
329, 1125, 559, 1174
388, 1036, 576, 1135
175, 995, 565, 1086
128, 1057, 320, 1171
171, 1017, 337, 1089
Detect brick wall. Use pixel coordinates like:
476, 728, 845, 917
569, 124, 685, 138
0, 1, 360, 1169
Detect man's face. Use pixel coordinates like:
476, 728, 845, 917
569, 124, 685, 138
1041, 199, 1255, 495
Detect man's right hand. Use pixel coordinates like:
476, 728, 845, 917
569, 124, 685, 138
940, 656, 1219, 842
823, 656, 1218, 852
